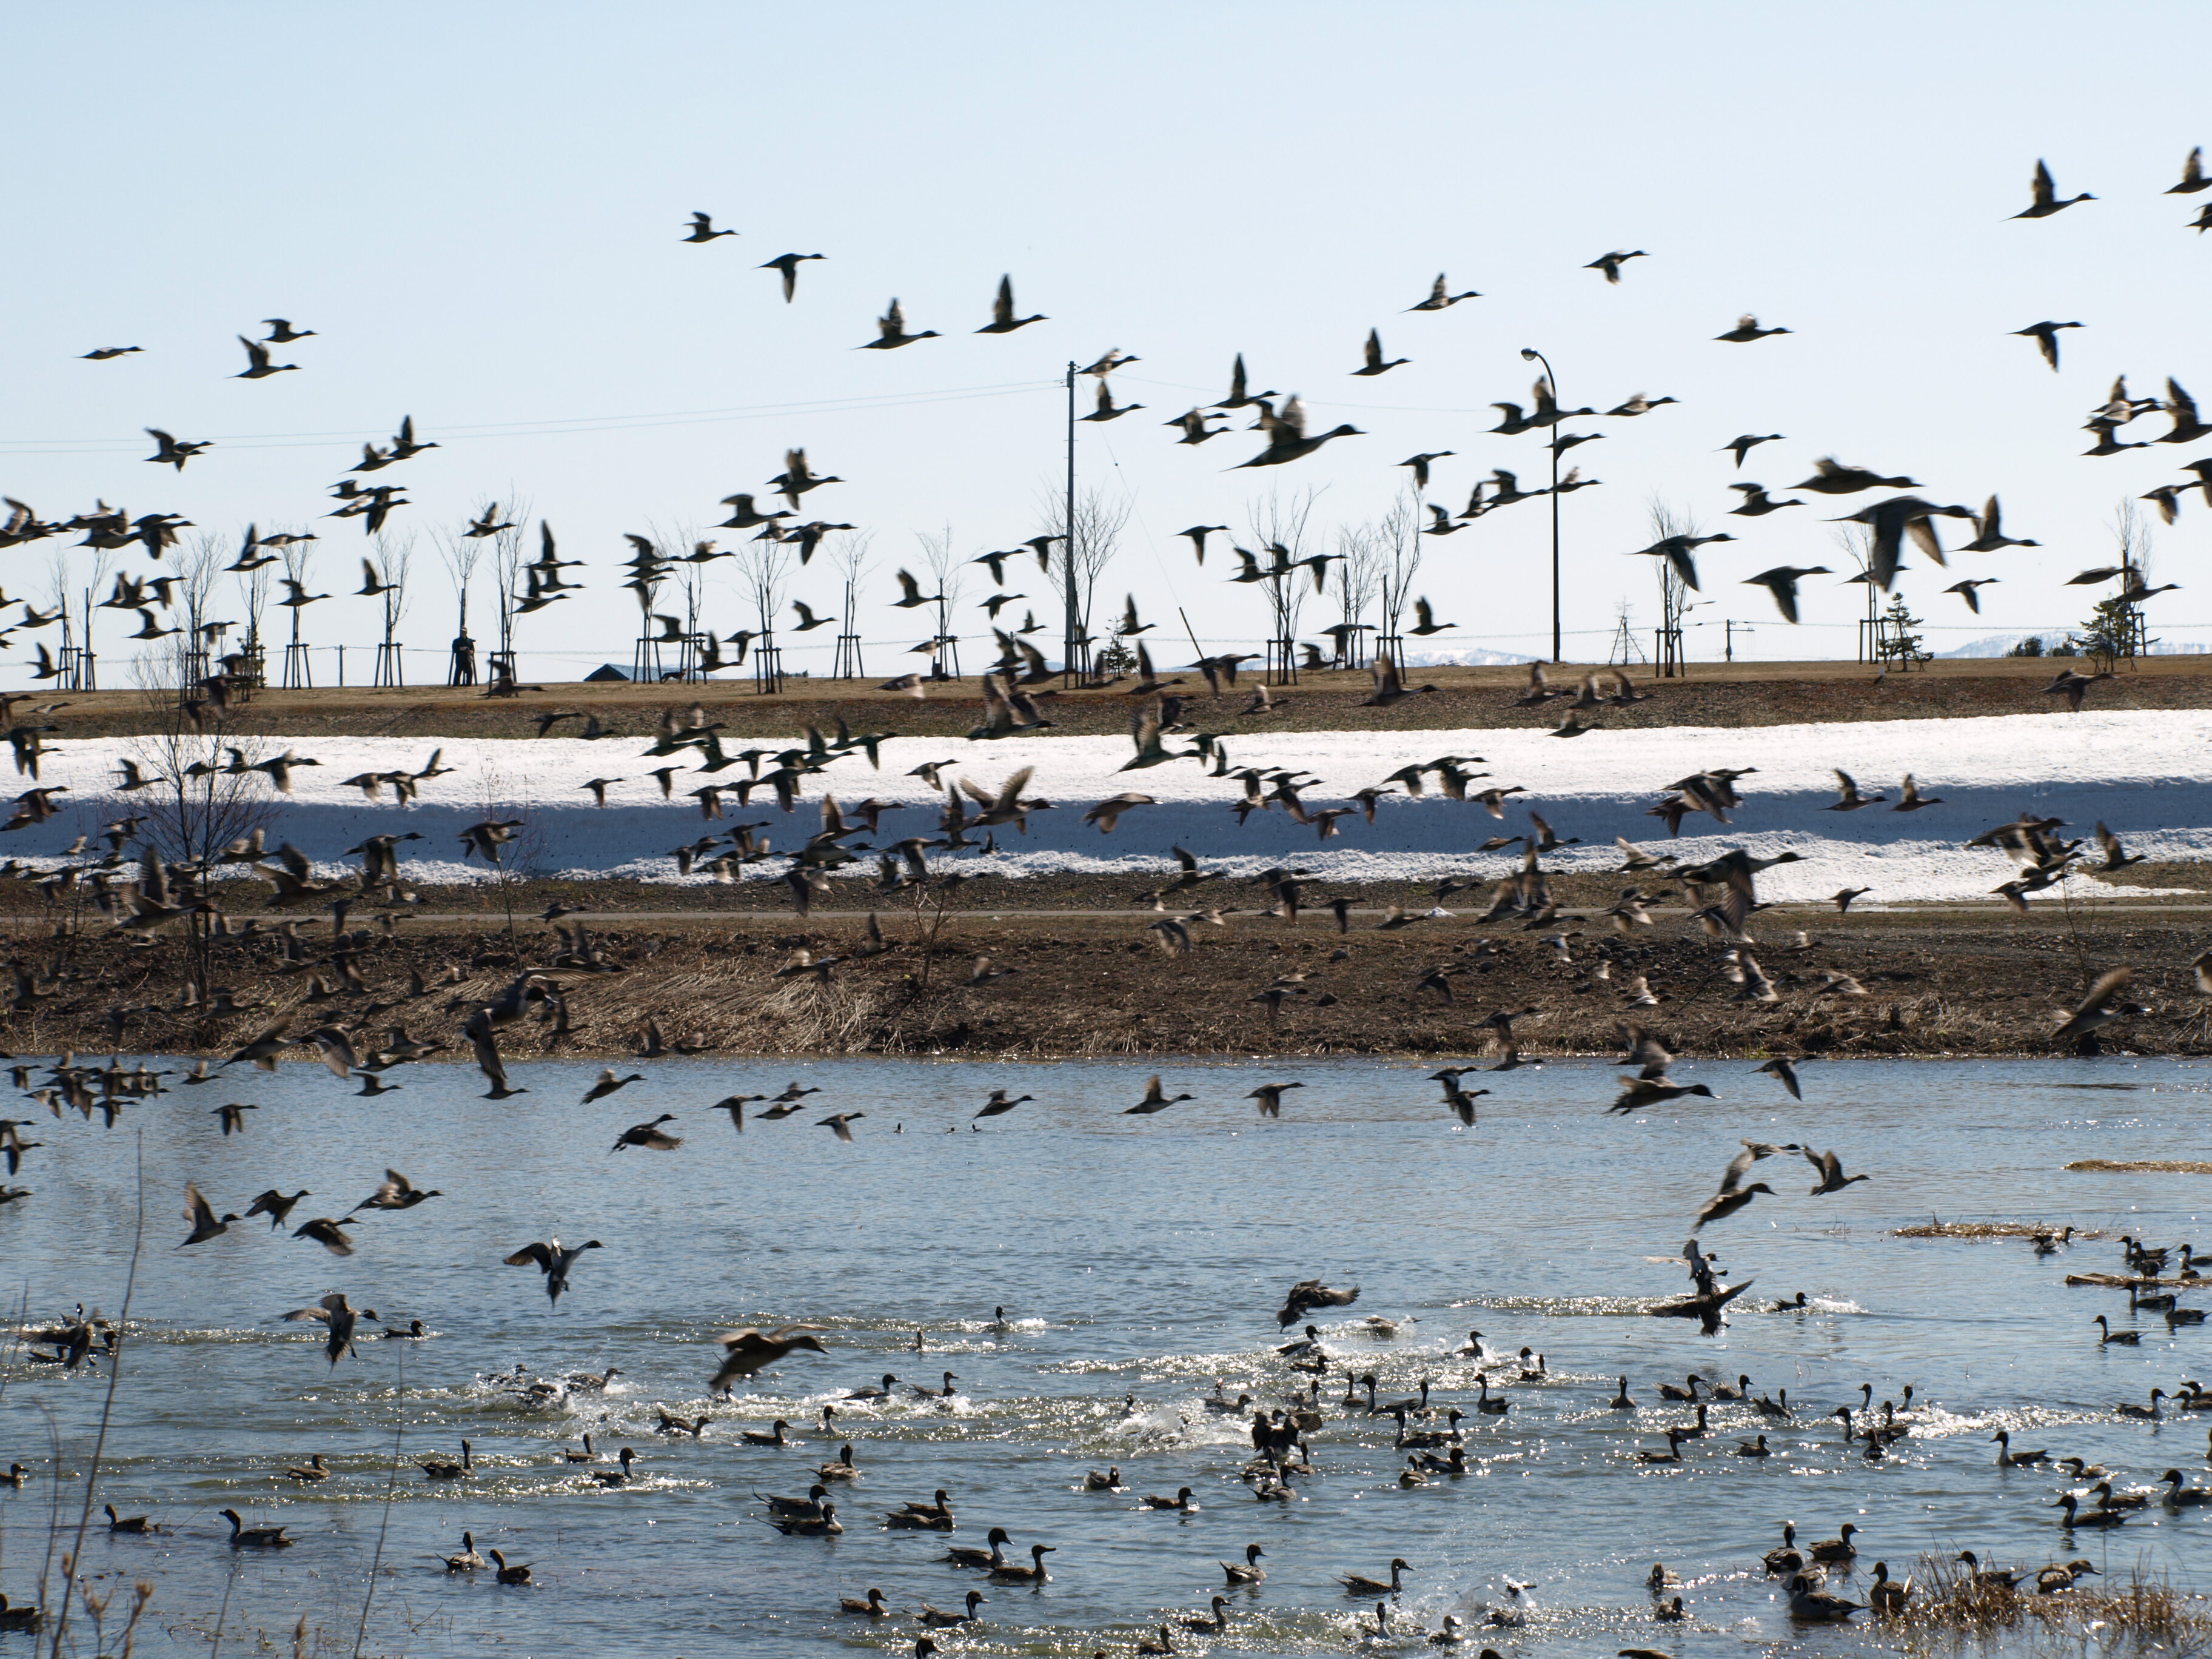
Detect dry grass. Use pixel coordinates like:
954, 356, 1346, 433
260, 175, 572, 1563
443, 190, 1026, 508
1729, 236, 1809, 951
1893, 1552, 2212, 1659
2066, 1159, 2212, 1174
1891, 1218, 2105, 1240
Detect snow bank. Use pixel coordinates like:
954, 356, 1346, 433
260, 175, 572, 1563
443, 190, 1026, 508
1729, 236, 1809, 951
15, 710, 2212, 904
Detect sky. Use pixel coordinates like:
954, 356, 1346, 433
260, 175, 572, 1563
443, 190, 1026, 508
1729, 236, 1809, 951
5, 2, 2209, 688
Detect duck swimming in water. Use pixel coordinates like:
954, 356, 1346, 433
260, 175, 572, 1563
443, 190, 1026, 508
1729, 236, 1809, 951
756, 1485, 832, 1520
441, 1532, 484, 1572
1992, 1430, 2050, 1467
1084, 1466, 1122, 1491
1415, 1444, 1467, 1476
1808, 1523, 1858, 1563
989, 1543, 1055, 1583
942, 1526, 1011, 1570
1222, 1544, 1267, 1583
104, 1503, 158, 1534
1868, 1563, 1912, 1615
420, 1441, 471, 1480
1179, 1595, 1231, 1634
914, 1590, 985, 1627
2054, 1492, 2128, 1530
765, 1500, 842, 1536
883, 1489, 956, 1530
221, 1509, 292, 1549
1787, 1570, 1862, 1623
1338, 1557, 1412, 1597
1142, 1486, 1198, 1512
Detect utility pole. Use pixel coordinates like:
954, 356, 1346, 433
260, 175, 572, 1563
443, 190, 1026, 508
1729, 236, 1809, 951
1064, 360, 1079, 684
1521, 347, 1562, 663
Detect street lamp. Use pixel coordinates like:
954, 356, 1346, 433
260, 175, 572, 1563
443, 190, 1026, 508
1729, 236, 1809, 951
1520, 347, 1561, 663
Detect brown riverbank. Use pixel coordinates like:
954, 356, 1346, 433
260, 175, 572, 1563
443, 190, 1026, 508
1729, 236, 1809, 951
5, 886, 2204, 1062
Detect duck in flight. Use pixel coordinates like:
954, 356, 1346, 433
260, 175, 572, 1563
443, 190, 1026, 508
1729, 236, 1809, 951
1742, 565, 1830, 622
1585, 250, 1647, 283
2014, 320, 2083, 370
1235, 395, 1362, 468
235, 337, 298, 379
1715, 313, 1792, 343
682, 212, 737, 243
1352, 329, 1408, 375
760, 252, 824, 301
977, 275, 1044, 333
1407, 273, 1480, 310
2014, 158, 2094, 218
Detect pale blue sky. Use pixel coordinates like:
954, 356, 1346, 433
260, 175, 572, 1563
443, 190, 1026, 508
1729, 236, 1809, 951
5, 2, 2207, 683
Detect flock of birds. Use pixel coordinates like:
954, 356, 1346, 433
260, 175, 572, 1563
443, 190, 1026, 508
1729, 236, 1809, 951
8, 1225, 2209, 1651
0, 643, 2186, 1201
15, 149, 2212, 689
6, 149, 2212, 1652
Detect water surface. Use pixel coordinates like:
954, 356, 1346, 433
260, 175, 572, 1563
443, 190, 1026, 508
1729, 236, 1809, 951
2, 1054, 2208, 1655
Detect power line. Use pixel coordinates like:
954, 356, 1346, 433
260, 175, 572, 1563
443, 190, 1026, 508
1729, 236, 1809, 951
0, 379, 1059, 457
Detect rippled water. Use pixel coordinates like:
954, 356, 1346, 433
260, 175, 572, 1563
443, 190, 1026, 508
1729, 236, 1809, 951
2, 1054, 2209, 1657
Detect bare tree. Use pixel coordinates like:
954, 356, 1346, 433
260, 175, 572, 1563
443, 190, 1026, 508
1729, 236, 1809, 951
235, 537, 275, 689
1335, 520, 1385, 668
435, 520, 487, 643
648, 520, 717, 678
1245, 488, 1324, 680
486, 497, 533, 671
1374, 491, 1422, 660
2113, 497, 2152, 582
914, 526, 965, 678
2103, 497, 2154, 660
124, 672, 276, 1013
372, 531, 414, 683
49, 543, 116, 690
1034, 481, 1132, 673
735, 531, 793, 689
825, 530, 876, 678
166, 532, 229, 692
277, 538, 322, 686
1646, 496, 1701, 671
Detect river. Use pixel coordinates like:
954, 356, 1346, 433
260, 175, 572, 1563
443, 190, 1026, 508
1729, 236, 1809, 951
2, 1054, 2207, 1656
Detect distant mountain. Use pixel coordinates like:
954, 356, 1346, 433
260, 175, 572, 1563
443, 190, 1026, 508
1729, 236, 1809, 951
1934, 634, 2033, 659
1399, 645, 1542, 666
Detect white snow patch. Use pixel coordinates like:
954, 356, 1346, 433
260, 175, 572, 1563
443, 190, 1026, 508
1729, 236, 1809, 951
15, 710, 2211, 904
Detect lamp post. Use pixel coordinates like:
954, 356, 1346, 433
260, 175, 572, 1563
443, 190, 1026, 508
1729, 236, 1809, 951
1519, 347, 1562, 663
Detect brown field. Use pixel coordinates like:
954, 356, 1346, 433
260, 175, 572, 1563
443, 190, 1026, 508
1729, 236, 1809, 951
38, 652, 2212, 742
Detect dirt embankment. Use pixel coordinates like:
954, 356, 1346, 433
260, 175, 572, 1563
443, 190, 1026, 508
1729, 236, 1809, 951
3, 888, 2202, 1062
37, 656, 2212, 744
